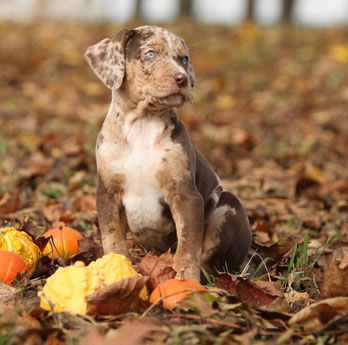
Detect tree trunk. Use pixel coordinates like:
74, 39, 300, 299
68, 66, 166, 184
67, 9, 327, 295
282, 0, 294, 23
246, 0, 255, 22
135, 0, 142, 21
180, 0, 192, 17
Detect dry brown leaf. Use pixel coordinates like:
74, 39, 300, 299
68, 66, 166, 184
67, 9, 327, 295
70, 237, 103, 264
106, 317, 161, 345
19, 152, 53, 178
80, 318, 160, 345
0, 281, 17, 313
0, 191, 22, 216
73, 194, 96, 213
289, 297, 348, 331
85, 276, 149, 316
338, 253, 348, 270
284, 290, 310, 305
252, 219, 278, 233
321, 263, 348, 297
179, 291, 216, 316
68, 170, 87, 192
253, 235, 298, 261
39, 203, 65, 225
214, 273, 283, 307
319, 178, 348, 196
79, 327, 106, 345
137, 251, 176, 290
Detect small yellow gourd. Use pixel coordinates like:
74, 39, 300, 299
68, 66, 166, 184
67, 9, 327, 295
38, 261, 104, 314
0, 227, 40, 277
39, 253, 147, 314
89, 253, 147, 300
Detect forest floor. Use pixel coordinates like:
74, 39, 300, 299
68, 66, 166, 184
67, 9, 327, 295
0, 21, 348, 344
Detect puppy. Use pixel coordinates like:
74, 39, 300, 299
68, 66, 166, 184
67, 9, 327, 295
85, 26, 251, 281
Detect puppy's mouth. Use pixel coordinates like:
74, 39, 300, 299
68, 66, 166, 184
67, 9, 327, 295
148, 90, 192, 107
161, 93, 185, 104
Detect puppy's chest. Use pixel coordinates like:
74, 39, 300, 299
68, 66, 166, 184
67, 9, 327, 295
113, 117, 165, 188
99, 117, 172, 231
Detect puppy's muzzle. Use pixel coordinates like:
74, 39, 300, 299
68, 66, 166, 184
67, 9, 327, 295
174, 73, 188, 88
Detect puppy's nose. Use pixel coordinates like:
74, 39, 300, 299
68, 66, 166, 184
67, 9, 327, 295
174, 73, 188, 87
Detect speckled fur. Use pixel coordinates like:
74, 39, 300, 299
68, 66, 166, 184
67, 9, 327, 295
85, 26, 251, 281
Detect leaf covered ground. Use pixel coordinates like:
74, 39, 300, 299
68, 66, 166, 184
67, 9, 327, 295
0, 21, 348, 344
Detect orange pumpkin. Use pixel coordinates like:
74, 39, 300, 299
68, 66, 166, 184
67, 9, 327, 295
0, 250, 28, 284
42, 225, 83, 259
149, 278, 205, 308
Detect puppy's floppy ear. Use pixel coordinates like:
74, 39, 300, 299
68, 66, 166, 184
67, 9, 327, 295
84, 29, 135, 90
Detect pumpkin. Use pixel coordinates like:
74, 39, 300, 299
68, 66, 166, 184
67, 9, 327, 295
0, 227, 40, 277
0, 250, 28, 284
39, 253, 147, 314
42, 225, 83, 259
149, 277, 205, 308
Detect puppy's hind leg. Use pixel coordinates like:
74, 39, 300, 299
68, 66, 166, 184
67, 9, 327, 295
202, 192, 251, 277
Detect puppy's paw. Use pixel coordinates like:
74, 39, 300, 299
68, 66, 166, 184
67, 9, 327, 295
174, 265, 201, 282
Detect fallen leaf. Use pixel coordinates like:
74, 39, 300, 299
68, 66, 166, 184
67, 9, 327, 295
79, 327, 106, 345
214, 273, 283, 307
32, 255, 57, 279
19, 216, 39, 240
329, 44, 348, 63
253, 235, 298, 261
0, 281, 17, 313
68, 170, 87, 191
80, 318, 161, 345
74, 194, 97, 213
338, 253, 348, 270
0, 191, 22, 216
252, 219, 278, 233
179, 291, 217, 317
319, 178, 348, 197
311, 303, 338, 325
107, 317, 162, 345
284, 290, 310, 305
19, 152, 53, 178
85, 276, 149, 316
321, 263, 348, 298
137, 251, 176, 290
71, 237, 103, 264
289, 297, 348, 331
39, 202, 65, 224
59, 210, 77, 224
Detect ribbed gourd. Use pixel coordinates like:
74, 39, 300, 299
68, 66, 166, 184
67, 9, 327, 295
39, 253, 147, 314
0, 227, 40, 277
39, 261, 104, 314
89, 253, 147, 300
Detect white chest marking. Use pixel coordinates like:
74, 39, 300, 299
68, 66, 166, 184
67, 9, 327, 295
112, 116, 166, 231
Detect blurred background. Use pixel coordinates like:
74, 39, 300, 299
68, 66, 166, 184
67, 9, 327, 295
0, 0, 347, 246
2, 0, 348, 26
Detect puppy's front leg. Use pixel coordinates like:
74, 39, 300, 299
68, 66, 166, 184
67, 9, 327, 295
96, 177, 129, 257
162, 182, 204, 281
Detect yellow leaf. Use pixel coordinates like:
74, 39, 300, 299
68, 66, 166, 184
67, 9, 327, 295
329, 44, 348, 63
215, 94, 235, 110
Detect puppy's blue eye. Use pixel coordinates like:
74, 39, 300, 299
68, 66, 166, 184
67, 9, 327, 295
182, 56, 189, 65
145, 51, 156, 59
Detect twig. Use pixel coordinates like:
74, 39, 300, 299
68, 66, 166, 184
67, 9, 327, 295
167, 313, 241, 329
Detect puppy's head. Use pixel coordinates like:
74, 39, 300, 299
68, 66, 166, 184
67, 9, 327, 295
84, 26, 195, 112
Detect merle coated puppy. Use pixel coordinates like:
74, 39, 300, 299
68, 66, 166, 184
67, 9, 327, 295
85, 26, 251, 281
